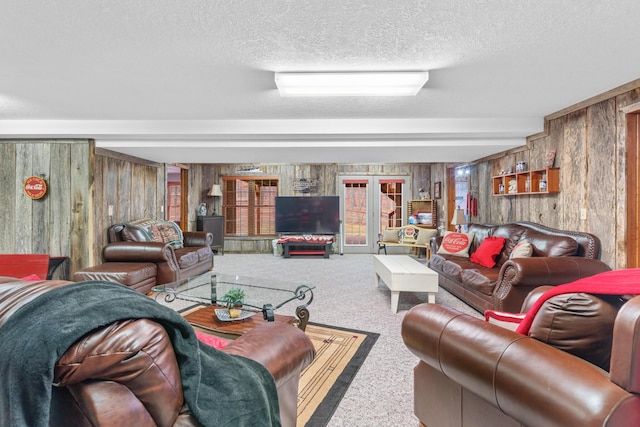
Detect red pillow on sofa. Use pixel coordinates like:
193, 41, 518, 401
470, 236, 505, 268
195, 330, 229, 349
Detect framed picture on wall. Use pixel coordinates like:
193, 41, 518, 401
434, 181, 442, 199
545, 148, 557, 168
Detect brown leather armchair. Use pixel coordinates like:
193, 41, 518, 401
0, 277, 315, 427
402, 292, 640, 427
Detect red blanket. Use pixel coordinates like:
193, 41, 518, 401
515, 269, 640, 335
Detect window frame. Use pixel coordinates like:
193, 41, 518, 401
221, 176, 279, 237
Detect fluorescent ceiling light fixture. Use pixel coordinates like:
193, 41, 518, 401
275, 71, 429, 97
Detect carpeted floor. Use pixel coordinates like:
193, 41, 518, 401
207, 253, 481, 427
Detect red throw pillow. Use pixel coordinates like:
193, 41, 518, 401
195, 330, 229, 349
21, 274, 44, 281
470, 236, 506, 268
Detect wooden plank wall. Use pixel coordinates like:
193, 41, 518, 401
0, 140, 91, 277
472, 85, 640, 269
93, 149, 165, 266
5, 83, 639, 268
0, 142, 167, 274
193, 163, 437, 253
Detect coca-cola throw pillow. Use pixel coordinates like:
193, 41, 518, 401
437, 231, 474, 257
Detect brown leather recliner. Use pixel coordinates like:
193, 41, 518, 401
402, 288, 640, 427
0, 277, 315, 427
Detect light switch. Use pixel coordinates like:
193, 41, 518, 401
108, 205, 114, 216
580, 208, 587, 220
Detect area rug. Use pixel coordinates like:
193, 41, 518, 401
298, 322, 378, 427
153, 294, 379, 426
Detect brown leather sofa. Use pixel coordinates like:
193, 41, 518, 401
428, 221, 611, 313
0, 277, 315, 427
75, 220, 214, 290
402, 289, 640, 427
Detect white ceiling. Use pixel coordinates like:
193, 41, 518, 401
1, 1, 639, 164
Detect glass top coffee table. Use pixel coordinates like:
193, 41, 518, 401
152, 272, 315, 332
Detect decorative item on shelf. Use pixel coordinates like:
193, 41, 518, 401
198, 202, 207, 217
416, 211, 433, 225
221, 288, 246, 319
207, 184, 223, 215
525, 178, 531, 192
451, 208, 467, 232
24, 175, 47, 200
434, 182, 442, 199
508, 179, 517, 194
418, 188, 430, 200
499, 183, 505, 194
516, 161, 527, 172
539, 180, 547, 192
545, 149, 557, 168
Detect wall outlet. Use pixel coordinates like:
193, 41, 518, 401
108, 205, 114, 216
580, 208, 587, 220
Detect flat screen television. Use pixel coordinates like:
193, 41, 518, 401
275, 196, 340, 235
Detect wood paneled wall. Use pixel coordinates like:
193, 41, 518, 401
92, 149, 166, 264
192, 163, 440, 253
4, 82, 638, 269
0, 141, 169, 274
192, 163, 437, 207
0, 140, 92, 276
471, 84, 640, 269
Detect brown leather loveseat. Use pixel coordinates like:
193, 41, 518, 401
0, 277, 315, 427
106, 219, 214, 284
428, 221, 611, 313
402, 284, 640, 427
75, 219, 215, 292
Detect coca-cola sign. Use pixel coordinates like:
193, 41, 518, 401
442, 232, 470, 254
24, 176, 47, 200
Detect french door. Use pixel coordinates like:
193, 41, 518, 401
339, 175, 408, 254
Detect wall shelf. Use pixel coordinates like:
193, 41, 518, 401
407, 199, 437, 227
492, 168, 560, 196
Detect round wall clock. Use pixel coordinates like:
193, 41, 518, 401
24, 176, 47, 199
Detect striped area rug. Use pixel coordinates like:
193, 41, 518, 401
298, 323, 378, 426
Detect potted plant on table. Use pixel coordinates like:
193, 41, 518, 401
222, 288, 245, 319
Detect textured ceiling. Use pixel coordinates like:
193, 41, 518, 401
1, 1, 639, 163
